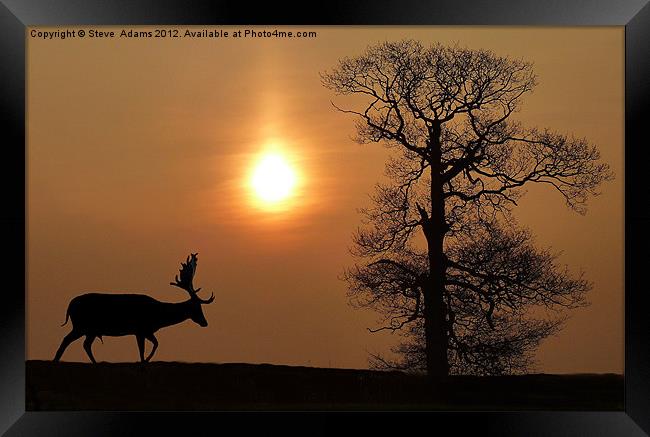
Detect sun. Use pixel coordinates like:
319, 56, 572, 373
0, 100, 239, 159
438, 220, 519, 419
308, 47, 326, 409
250, 153, 297, 205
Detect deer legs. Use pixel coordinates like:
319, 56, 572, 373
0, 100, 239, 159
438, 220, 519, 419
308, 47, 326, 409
83, 335, 97, 363
54, 331, 159, 364
136, 335, 146, 362
136, 333, 159, 362
53, 330, 83, 362
54, 331, 97, 363
144, 333, 158, 362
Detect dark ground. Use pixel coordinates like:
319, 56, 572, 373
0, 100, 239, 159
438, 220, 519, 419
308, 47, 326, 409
26, 360, 623, 411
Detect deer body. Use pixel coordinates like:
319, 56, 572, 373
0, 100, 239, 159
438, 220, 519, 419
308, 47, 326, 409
63, 293, 207, 335
53, 254, 214, 363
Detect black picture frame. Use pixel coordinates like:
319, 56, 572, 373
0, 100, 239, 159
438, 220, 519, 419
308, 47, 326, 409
2, 0, 649, 435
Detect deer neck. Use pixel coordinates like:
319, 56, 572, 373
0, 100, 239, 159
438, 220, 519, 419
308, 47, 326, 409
156, 300, 195, 330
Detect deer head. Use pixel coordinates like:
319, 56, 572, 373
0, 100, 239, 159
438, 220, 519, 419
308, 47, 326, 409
170, 253, 214, 327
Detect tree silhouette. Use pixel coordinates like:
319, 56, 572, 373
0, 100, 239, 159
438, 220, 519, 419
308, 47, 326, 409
322, 40, 613, 377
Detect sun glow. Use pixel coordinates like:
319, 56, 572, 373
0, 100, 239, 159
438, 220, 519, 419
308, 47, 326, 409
250, 152, 298, 206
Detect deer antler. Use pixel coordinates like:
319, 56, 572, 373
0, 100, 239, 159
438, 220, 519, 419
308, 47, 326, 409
170, 253, 214, 303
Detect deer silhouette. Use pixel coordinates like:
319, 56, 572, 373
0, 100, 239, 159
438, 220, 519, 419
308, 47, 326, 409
53, 253, 214, 363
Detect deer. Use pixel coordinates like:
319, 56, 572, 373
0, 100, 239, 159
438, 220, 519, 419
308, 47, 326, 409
53, 253, 214, 363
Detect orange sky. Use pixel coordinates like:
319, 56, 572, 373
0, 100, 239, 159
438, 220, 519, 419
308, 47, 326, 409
27, 26, 624, 373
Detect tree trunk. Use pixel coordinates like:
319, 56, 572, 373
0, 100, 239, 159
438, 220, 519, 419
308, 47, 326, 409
422, 122, 450, 378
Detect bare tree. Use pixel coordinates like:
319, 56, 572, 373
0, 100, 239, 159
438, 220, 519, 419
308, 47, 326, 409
322, 40, 612, 377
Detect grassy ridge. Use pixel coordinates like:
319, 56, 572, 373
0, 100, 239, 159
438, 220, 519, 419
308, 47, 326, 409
26, 360, 623, 411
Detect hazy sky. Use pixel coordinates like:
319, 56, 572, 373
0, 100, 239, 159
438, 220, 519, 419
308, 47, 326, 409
27, 26, 624, 374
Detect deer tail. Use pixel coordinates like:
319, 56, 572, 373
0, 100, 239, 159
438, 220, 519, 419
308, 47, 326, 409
60, 306, 70, 327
